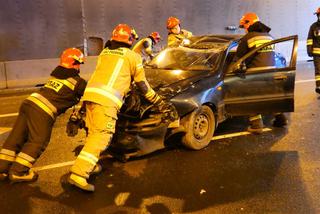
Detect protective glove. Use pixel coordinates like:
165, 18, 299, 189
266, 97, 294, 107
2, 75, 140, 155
66, 112, 87, 137
66, 114, 80, 137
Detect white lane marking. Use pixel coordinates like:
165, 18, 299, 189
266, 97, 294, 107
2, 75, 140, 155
0, 127, 12, 135
31, 129, 273, 172
114, 192, 131, 206
33, 161, 75, 172
0, 113, 18, 118
296, 79, 315, 84
212, 128, 272, 140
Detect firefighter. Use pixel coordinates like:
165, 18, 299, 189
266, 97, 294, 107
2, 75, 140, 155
0, 48, 87, 182
307, 7, 320, 94
68, 24, 170, 192
236, 12, 287, 133
133, 32, 161, 63
167, 16, 193, 47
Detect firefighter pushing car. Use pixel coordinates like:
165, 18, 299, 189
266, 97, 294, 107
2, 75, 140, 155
0, 48, 87, 182
68, 24, 171, 192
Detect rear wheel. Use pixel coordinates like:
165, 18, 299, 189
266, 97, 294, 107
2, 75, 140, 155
181, 105, 215, 150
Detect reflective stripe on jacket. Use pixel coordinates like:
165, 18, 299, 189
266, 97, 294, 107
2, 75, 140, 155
27, 93, 57, 119
307, 21, 320, 56
82, 47, 153, 109
236, 22, 275, 68
36, 66, 87, 115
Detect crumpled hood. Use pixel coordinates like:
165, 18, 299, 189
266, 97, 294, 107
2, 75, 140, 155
144, 68, 209, 97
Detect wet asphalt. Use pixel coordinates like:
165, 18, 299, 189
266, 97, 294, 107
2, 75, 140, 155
0, 62, 319, 214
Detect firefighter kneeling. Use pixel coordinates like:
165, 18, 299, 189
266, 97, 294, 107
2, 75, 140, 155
67, 24, 171, 192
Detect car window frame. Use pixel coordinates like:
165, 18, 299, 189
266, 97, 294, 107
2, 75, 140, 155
227, 35, 298, 75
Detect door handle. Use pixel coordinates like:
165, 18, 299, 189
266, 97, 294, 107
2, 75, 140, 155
273, 75, 287, 80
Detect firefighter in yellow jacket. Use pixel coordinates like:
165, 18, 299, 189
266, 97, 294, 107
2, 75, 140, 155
0, 48, 86, 182
133, 32, 161, 63
68, 24, 167, 192
167, 16, 193, 47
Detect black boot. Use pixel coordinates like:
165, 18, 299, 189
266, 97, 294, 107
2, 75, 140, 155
0, 172, 8, 181
9, 169, 38, 183
273, 113, 288, 127
248, 115, 264, 134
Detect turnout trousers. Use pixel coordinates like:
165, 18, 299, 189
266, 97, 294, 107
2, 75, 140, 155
314, 56, 320, 88
0, 101, 54, 175
70, 102, 117, 178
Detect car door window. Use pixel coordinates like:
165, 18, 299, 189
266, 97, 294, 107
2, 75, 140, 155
227, 35, 298, 75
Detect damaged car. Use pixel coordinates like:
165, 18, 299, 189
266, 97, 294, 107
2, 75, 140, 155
108, 35, 298, 160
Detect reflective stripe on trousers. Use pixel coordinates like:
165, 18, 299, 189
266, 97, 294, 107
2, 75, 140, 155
70, 103, 117, 178
15, 152, 35, 168
0, 149, 16, 162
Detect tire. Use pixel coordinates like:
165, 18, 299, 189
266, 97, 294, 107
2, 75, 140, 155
181, 105, 216, 150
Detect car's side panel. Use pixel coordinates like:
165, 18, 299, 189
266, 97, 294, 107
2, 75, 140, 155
223, 69, 295, 115
171, 74, 225, 122
223, 35, 298, 116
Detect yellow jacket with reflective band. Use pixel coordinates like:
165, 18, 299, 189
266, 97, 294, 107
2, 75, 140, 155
82, 47, 154, 109
167, 29, 193, 47
307, 21, 320, 56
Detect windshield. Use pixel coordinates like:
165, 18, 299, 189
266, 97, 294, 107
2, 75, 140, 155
148, 47, 222, 71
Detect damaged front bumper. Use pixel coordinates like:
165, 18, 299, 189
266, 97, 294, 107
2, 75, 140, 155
108, 111, 181, 161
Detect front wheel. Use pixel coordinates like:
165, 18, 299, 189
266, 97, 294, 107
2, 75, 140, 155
181, 105, 215, 150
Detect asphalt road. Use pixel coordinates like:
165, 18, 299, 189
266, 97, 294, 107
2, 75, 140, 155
0, 62, 319, 214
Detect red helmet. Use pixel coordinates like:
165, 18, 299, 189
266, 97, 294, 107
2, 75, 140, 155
111, 24, 138, 45
149, 32, 161, 43
314, 7, 320, 15
239, 12, 260, 30
167, 16, 180, 29
60, 48, 84, 69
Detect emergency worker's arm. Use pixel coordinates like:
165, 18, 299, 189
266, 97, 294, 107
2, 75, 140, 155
307, 25, 314, 57
132, 55, 163, 105
181, 29, 193, 38
168, 34, 180, 47
236, 37, 249, 59
143, 40, 153, 57
75, 78, 87, 100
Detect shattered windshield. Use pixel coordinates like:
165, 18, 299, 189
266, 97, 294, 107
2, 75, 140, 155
147, 46, 222, 71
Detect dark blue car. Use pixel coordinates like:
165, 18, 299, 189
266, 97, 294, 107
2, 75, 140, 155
109, 35, 298, 159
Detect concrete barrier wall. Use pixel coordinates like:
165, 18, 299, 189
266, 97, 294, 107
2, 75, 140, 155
0, 62, 7, 89
0, 44, 310, 90
1, 56, 98, 89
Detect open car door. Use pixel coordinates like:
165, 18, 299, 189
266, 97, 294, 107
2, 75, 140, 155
223, 35, 298, 116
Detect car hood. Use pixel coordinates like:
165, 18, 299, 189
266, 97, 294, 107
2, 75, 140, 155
144, 68, 210, 98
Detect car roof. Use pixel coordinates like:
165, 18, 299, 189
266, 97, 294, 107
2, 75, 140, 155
188, 34, 242, 50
